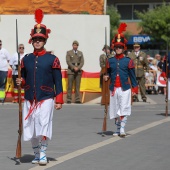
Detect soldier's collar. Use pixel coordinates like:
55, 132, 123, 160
33, 49, 46, 56
115, 53, 124, 59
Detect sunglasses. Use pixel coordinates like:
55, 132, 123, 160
0, 44, 2, 46
32, 37, 45, 42
115, 46, 123, 49
19, 47, 24, 49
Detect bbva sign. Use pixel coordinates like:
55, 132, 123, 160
133, 36, 151, 43
127, 35, 151, 44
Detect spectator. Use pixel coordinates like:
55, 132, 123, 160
157, 56, 164, 71
128, 43, 149, 102
0, 39, 11, 103
157, 56, 166, 94
9, 44, 26, 103
155, 54, 161, 64
147, 57, 154, 67
66, 40, 84, 104
99, 45, 111, 105
150, 58, 158, 79
99, 45, 111, 88
145, 69, 154, 88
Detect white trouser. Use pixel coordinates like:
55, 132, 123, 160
23, 99, 54, 141
109, 87, 131, 119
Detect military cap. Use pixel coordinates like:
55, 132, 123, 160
72, 40, 79, 46
102, 45, 110, 50
29, 9, 51, 43
111, 23, 128, 49
133, 43, 140, 47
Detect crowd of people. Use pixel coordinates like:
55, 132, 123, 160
144, 53, 166, 95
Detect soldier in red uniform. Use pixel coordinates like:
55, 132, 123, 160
104, 23, 138, 137
16, 9, 63, 165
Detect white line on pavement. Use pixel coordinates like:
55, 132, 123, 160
29, 117, 170, 170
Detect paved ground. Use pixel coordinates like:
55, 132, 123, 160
0, 93, 170, 170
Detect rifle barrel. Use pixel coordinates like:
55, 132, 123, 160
15, 19, 22, 158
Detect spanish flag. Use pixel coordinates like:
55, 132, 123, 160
62, 70, 101, 93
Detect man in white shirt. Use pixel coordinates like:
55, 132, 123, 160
9, 44, 26, 103
0, 40, 11, 102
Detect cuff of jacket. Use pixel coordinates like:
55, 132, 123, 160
161, 72, 166, 78
132, 86, 138, 94
55, 92, 64, 104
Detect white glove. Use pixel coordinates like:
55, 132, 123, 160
12, 65, 16, 70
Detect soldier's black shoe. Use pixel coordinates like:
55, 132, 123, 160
75, 101, 81, 104
133, 97, 139, 102
142, 98, 147, 102
67, 101, 71, 104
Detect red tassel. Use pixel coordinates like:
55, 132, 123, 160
35, 9, 44, 24
118, 23, 127, 34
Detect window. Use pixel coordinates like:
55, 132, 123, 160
116, 4, 149, 20
133, 5, 149, 19
117, 5, 132, 20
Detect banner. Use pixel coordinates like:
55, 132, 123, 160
5, 69, 14, 98
127, 35, 151, 45
62, 70, 101, 93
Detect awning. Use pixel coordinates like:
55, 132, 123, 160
127, 35, 151, 45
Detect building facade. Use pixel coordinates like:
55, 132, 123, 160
107, 0, 170, 53
107, 0, 170, 34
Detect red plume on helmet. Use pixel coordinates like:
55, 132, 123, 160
35, 9, 44, 24
29, 9, 51, 44
111, 23, 128, 49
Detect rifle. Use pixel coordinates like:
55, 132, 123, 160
165, 41, 169, 117
15, 19, 22, 159
102, 27, 109, 136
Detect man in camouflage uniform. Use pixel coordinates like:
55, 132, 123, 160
66, 40, 84, 104
128, 43, 149, 102
99, 45, 111, 88
99, 45, 113, 105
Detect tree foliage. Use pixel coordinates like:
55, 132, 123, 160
136, 3, 170, 45
106, 5, 120, 40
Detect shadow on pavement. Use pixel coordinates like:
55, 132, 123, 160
156, 113, 170, 117
97, 131, 113, 136
8, 155, 57, 165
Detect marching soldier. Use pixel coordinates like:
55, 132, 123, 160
16, 9, 63, 165
128, 43, 149, 102
104, 23, 138, 137
66, 40, 84, 104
